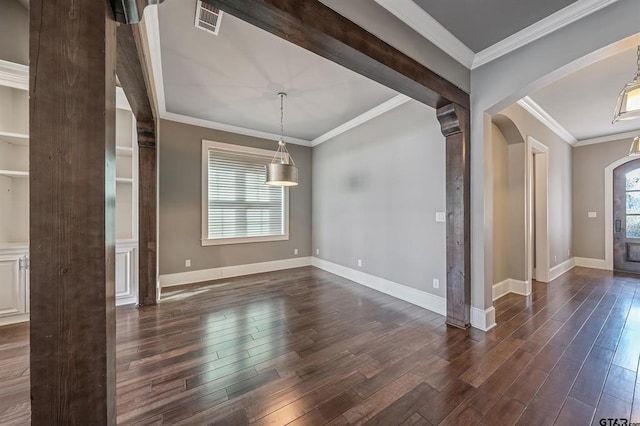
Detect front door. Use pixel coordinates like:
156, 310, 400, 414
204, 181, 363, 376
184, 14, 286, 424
613, 159, 640, 273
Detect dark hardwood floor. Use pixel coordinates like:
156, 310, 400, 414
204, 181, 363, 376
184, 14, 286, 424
1, 266, 639, 425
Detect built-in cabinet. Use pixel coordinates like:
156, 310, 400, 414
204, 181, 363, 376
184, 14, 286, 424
0, 60, 139, 325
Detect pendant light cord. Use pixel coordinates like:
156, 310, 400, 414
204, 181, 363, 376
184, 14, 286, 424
280, 92, 285, 141
270, 92, 296, 166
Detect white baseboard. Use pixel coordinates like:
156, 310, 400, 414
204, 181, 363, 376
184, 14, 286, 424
116, 296, 137, 307
493, 278, 531, 301
574, 257, 608, 270
471, 306, 496, 332
492, 279, 510, 301
312, 257, 495, 331
311, 257, 446, 316
0, 313, 29, 327
549, 257, 576, 281
510, 279, 530, 295
160, 257, 312, 287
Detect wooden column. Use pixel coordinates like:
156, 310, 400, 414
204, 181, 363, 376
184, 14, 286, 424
205, 0, 473, 327
437, 104, 471, 329
29, 0, 117, 424
137, 120, 157, 306
116, 23, 158, 305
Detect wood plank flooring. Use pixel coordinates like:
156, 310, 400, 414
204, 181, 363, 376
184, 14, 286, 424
1, 266, 639, 425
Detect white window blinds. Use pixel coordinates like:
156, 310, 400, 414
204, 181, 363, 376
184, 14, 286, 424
206, 144, 286, 242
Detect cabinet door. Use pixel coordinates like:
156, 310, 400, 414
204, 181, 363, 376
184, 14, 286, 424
115, 247, 137, 305
0, 256, 25, 316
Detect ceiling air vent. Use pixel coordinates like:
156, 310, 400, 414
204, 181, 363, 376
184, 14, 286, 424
195, 1, 224, 36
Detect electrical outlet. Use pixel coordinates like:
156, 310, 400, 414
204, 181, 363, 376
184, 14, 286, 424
435, 212, 446, 222
588, 211, 597, 218
185, 259, 191, 268
294, 248, 298, 255
357, 259, 362, 267
433, 278, 440, 289
316, 248, 320, 255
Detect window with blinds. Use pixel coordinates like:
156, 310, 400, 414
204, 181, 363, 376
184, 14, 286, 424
202, 141, 288, 245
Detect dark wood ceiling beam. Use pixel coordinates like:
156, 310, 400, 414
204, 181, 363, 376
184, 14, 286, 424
116, 23, 154, 122
202, 0, 469, 110
110, 0, 164, 24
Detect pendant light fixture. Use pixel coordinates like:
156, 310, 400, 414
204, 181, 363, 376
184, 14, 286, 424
266, 92, 299, 187
613, 46, 640, 123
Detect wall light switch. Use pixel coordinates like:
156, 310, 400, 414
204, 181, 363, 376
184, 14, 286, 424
435, 212, 446, 222
588, 211, 597, 218
185, 259, 191, 268
294, 249, 298, 255
316, 249, 320, 255
357, 259, 362, 267
433, 278, 440, 289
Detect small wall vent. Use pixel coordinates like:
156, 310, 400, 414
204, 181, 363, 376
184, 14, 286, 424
195, 1, 224, 36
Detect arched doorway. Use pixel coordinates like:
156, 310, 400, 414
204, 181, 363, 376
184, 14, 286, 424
613, 158, 640, 273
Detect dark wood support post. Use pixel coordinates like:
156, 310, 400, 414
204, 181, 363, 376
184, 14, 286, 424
203, 0, 474, 326
116, 23, 158, 305
437, 103, 471, 329
30, 0, 117, 423
137, 120, 158, 305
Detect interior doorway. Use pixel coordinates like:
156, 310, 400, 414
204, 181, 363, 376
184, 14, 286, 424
613, 158, 640, 273
526, 137, 550, 285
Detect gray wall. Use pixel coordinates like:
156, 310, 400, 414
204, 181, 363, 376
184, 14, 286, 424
492, 121, 526, 284
469, 0, 640, 309
507, 143, 525, 281
492, 124, 509, 284
572, 138, 632, 260
0, 0, 28, 64
312, 100, 446, 298
498, 104, 573, 270
159, 119, 312, 275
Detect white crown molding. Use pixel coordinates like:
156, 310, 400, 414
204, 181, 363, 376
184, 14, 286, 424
517, 96, 577, 145
575, 129, 640, 147
144, 6, 167, 116
312, 94, 411, 146
373, 0, 474, 68
145, 5, 412, 149
374, 0, 618, 70
0, 59, 28, 90
144, 6, 311, 147
473, 0, 619, 68
163, 111, 312, 147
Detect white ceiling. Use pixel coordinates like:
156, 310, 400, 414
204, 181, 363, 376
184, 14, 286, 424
529, 46, 640, 142
413, 0, 577, 53
149, 0, 631, 147
157, 0, 399, 142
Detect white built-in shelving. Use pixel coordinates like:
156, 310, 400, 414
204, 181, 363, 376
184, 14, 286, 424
0, 60, 139, 325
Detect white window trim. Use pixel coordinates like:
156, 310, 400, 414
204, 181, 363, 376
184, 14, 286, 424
201, 140, 290, 246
